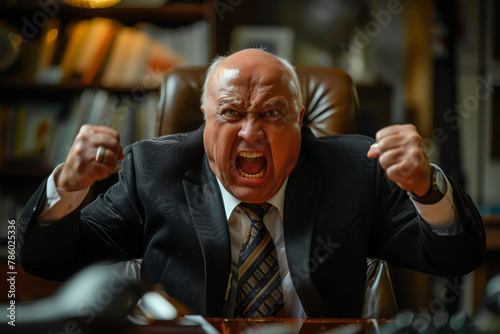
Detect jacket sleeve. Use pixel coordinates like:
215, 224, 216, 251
368, 162, 486, 277
18, 148, 144, 281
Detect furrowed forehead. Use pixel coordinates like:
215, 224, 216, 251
202, 49, 303, 107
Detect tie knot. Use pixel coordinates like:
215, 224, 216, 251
238, 202, 271, 222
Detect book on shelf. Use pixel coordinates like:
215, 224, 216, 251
0, 100, 64, 167
135, 91, 158, 142
75, 18, 117, 85
100, 26, 154, 88
46, 89, 95, 169
58, 19, 91, 82
56, 17, 118, 85
34, 18, 62, 84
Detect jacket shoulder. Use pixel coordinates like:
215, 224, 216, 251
302, 129, 376, 161
317, 133, 375, 150
118, 127, 205, 181
125, 127, 204, 156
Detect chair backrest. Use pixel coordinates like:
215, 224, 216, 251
156, 65, 397, 318
156, 66, 359, 137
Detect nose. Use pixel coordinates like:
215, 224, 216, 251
238, 117, 265, 143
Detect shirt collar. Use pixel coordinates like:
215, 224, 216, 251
216, 177, 289, 220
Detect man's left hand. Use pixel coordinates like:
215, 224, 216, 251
367, 124, 431, 197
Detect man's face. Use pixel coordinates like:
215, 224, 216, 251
202, 50, 304, 203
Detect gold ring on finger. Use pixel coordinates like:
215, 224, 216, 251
95, 145, 106, 163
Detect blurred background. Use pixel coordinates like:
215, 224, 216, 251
0, 0, 499, 322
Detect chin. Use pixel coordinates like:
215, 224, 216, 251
230, 183, 276, 204
234, 193, 271, 204
222, 167, 279, 202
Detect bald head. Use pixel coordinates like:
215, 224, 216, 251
201, 49, 303, 111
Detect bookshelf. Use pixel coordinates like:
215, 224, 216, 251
0, 1, 223, 292
0, 0, 215, 159
0, 1, 218, 161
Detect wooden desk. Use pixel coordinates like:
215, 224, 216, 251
207, 318, 391, 334
126, 318, 392, 334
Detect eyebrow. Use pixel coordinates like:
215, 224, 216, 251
217, 98, 242, 107
260, 98, 286, 110
216, 96, 287, 110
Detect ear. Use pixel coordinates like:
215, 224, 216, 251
201, 106, 208, 121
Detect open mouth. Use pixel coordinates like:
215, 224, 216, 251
236, 152, 267, 179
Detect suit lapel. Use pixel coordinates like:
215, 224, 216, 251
284, 153, 330, 316
182, 155, 231, 316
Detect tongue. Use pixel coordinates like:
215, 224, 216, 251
237, 156, 266, 175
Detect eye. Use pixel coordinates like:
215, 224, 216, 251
262, 109, 283, 122
221, 109, 243, 120
266, 110, 279, 117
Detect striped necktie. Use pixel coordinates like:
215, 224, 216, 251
234, 202, 285, 317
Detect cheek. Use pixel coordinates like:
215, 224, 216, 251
204, 123, 237, 166
268, 112, 302, 136
268, 129, 301, 173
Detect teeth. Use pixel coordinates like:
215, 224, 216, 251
237, 152, 266, 179
237, 166, 266, 179
238, 152, 263, 158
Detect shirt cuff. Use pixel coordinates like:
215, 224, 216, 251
408, 170, 461, 236
39, 164, 89, 224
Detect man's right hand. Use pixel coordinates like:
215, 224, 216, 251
56, 125, 124, 191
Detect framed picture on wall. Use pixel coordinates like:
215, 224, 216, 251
229, 26, 295, 60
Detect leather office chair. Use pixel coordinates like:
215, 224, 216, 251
156, 65, 398, 319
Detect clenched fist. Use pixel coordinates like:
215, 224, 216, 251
56, 125, 124, 191
367, 124, 431, 197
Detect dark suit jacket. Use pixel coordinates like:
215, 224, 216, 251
18, 125, 485, 318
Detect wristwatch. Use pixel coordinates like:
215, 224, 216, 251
408, 166, 447, 204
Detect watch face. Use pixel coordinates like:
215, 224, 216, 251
408, 167, 447, 204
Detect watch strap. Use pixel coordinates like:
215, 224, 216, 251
408, 166, 447, 204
